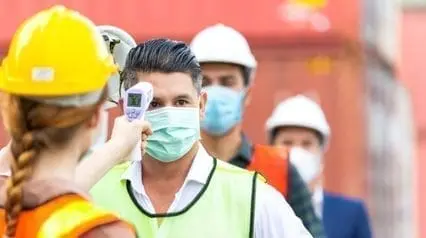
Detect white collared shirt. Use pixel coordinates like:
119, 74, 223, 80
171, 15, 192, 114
122, 144, 313, 238
312, 186, 324, 219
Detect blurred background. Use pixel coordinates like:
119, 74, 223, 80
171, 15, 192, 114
0, 0, 425, 237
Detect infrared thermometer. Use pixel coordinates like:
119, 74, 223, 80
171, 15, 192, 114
123, 82, 153, 162
123, 82, 154, 121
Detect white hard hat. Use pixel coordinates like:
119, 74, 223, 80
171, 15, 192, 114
98, 25, 137, 109
266, 95, 330, 146
190, 24, 257, 69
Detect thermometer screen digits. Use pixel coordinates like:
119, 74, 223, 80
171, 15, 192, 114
127, 93, 142, 107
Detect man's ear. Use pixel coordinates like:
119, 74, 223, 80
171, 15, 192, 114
199, 91, 207, 120
243, 86, 253, 107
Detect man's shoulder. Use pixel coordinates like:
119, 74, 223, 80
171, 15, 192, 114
215, 159, 266, 184
324, 191, 367, 210
216, 159, 256, 176
103, 162, 131, 179
253, 180, 315, 238
323, 191, 371, 230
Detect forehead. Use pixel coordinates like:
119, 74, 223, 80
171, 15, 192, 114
200, 63, 242, 77
136, 72, 197, 98
276, 127, 319, 139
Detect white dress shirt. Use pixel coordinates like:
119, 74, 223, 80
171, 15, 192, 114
122, 144, 313, 238
312, 185, 324, 219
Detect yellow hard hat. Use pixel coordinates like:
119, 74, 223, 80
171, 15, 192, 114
0, 5, 117, 97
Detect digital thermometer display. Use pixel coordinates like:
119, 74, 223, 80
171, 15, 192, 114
127, 93, 142, 107
124, 82, 153, 121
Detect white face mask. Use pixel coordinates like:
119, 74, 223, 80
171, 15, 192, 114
289, 147, 322, 184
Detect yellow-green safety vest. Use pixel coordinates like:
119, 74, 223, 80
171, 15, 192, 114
90, 158, 262, 238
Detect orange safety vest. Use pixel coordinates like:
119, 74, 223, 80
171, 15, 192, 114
246, 144, 289, 197
0, 194, 135, 237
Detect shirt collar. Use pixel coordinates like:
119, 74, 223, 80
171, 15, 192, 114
185, 145, 212, 184
121, 161, 144, 194
121, 143, 213, 194
312, 185, 324, 218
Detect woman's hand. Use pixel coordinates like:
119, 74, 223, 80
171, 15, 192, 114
110, 116, 152, 163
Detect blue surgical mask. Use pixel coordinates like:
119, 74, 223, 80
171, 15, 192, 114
201, 85, 244, 136
145, 107, 200, 163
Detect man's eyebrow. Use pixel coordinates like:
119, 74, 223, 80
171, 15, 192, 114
175, 94, 192, 100
151, 96, 163, 102
219, 75, 236, 80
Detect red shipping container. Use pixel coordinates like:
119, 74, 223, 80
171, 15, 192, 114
0, 0, 361, 49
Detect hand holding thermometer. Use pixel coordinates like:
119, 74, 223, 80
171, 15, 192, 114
123, 82, 154, 161
123, 82, 154, 121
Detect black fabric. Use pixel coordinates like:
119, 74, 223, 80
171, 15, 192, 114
229, 134, 254, 168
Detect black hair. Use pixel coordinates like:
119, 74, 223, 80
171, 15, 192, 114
121, 38, 202, 93
241, 66, 252, 86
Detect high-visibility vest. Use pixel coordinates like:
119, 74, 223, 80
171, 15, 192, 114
247, 144, 289, 196
0, 194, 135, 237
91, 159, 264, 238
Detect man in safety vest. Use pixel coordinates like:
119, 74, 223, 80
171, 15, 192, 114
190, 23, 325, 237
91, 38, 313, 238
266, 95, 372, 238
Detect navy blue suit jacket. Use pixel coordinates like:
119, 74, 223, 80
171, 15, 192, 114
323, 191, 372, 238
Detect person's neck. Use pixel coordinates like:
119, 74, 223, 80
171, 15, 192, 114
141, 143, 199, 214
30, 146, 81, 182
201, 126, 242, 162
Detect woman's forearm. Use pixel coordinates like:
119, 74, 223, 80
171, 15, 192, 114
75, 139, 132, 191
